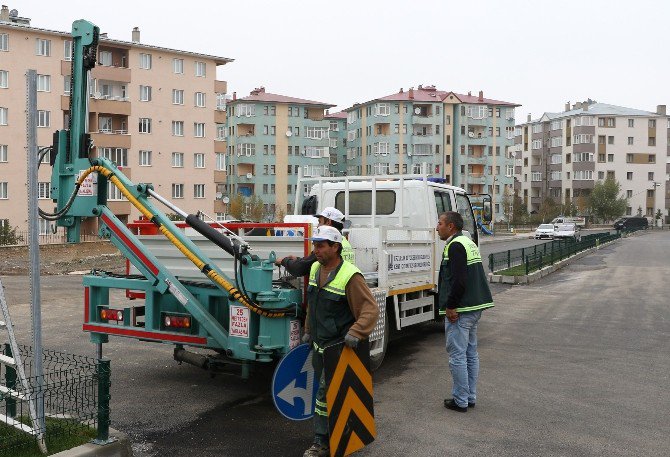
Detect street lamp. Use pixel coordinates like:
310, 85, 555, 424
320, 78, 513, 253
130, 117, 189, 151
651, 181, 661, 227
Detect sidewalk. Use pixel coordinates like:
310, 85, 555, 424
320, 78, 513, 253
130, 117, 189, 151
479, 232, 532, 245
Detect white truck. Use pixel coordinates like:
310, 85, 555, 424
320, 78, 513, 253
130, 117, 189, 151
129, 174, 490, 370
290, 173, 490, 369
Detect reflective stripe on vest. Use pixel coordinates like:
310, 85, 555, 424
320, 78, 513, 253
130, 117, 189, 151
308, 260, 361, 297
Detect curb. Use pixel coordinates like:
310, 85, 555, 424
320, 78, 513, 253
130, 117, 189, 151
480, 234, 533, 245
52, 429, 133, 457
489, 239, 619, 285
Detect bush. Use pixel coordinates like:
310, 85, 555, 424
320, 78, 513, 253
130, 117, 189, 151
0, 223, 23, 246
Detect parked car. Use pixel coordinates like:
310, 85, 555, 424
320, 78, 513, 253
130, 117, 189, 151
553, 223, 581, 241
613, 216, 648, 231
534, 223, 555, 239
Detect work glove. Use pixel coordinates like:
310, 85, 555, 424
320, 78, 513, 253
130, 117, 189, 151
344, 333, 359, 348
302, 332, 312, 345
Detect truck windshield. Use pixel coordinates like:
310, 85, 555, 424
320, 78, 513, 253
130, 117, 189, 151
334, 190, 396, 215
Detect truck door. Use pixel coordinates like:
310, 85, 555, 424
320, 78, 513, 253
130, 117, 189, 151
455, 193, 479, 246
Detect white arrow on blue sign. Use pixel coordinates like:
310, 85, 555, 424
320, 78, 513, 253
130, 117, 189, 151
272, 343, 319, 421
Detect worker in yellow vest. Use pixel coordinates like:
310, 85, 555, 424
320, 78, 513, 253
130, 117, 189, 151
275, 207, 356, 275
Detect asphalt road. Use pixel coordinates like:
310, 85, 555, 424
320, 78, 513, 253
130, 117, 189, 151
1, 230, 668, 456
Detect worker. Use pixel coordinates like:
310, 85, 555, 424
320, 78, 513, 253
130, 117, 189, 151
275, 207, 355, 276
436, 211, 494, 413
302, 225, 378, 457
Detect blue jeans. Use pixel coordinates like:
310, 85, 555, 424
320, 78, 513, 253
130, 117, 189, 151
445, 310, 482, 408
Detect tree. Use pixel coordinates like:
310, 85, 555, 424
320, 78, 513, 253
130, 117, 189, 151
636, 206, 643, 217
539, 197, 561, 223
511, 192, 527, 224
655, 209, 663, 227
274, 207, 286, 223
0, 222, 23, 246
249, 194, 265, 222
589, 178, 628, 223
229, 193, 245, 220
501, 189, 513, 222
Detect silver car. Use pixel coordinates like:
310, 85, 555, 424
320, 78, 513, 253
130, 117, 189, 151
553, 223, 581, 241
534, 223, 555, 239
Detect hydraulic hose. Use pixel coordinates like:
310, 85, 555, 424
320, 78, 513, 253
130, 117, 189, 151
72, 165, 291, 318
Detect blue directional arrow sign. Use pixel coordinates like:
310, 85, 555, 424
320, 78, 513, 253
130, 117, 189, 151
272, 343, 319, 421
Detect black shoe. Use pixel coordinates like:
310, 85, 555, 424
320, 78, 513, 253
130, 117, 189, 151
469, 402, 475, 408
443, 398, 467, 412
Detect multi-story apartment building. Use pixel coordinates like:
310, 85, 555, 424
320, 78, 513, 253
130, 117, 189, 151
325, 111, 347, 177
0, 10, 232, 233
341, 85, 519, 220
225, 87, 334, 218
515, 101, 669, 221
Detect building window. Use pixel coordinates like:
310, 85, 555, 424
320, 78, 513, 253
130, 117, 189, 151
648, 137, 656, 146
38, 182, 51, 199
100, 147, 128, 167
194, 123, 205, 137
139, 118, 152, 134
194, 153, 205, 168
305, 127, 328, 139
573, 170, 593, 180
628, 137, 634, 145
37, 74, 50, 92
649, 119, 656, 128
598, 171, 604, 180
172, 89, 184, 105
173, 58, 184, 74
37, 110, 50, 128
0, 33, 8, 51
139, 53, 152, 69
628, 119, 634, 127
193, 184, 205, 199
375, 103, 390, 116
0, 144, 6, 162
0, 107, 7, 125
172, 121, 184, 136
216, 123, 225, 141
237, 104, 255, 117
35, 39, 51, 56
172, 184, 184, 199
216, 153, 226, 170
608, 136, 614, 145
0, 181, 6, 199
626, 190, 633, 198
172, 152, 184, 167
0, 70, 7, 89
195, 61, 206, 77
139, 85, 152, 102
607, 154, 614, 162
626, 153, 633, 163
194, 92, 206, 108
139, 150, 152, 166
98, 50, 111, 66
627, 172, 633, 180
648, 172, 654, 181
648, 154, 656, 163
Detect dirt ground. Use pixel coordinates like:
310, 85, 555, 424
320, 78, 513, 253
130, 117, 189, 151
0, 241, 125, 275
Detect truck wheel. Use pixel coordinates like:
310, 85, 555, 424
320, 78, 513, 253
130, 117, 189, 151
369, 307, 389, 372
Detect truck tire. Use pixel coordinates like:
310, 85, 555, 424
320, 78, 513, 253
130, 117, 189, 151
369, 308, 389, 372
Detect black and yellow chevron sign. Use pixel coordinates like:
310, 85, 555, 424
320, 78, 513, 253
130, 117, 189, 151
324, 342, 376, 457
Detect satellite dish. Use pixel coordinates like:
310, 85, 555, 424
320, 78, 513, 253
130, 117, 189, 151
414, 107, 421, 115
468, 132, 475, 138
246, 172, 253, 179
222, 196, 230, 204
286, 130, 293, 137
9, 9, 18, 17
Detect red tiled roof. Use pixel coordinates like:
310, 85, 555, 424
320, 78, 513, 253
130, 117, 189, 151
325, 111, 348, 119
232, 90, 335, 108
351, 87, 519, 108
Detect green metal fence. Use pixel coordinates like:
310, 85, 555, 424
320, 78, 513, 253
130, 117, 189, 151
489, 232, 618, 274
0, 344, 110, 456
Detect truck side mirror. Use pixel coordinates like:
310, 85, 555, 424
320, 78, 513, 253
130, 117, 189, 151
482, 196, 492, 223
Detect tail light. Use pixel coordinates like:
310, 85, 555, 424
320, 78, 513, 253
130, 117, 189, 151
100, 308, 124, 321
164, 315, 191, 329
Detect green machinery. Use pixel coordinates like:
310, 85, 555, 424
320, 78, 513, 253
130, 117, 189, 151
45, 20, 302, 376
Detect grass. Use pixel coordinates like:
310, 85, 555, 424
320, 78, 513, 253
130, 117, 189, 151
0, 416, 97, 456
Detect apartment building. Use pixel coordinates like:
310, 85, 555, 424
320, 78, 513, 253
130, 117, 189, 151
0, 9, 232, 233
325, 111, 347, 177
341, 85, 519, 220
515, 100, 669, 220
225, 87, 334, 218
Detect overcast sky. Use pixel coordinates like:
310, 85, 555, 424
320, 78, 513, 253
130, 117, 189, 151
12, 0, 669, 120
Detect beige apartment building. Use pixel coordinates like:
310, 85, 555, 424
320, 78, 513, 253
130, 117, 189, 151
514, 100, 669, 222
0, 8, 232, 234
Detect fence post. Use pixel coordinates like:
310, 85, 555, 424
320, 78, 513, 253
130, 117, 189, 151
507, 250, 511, 269
4, 343, 17, 418
525, 255, 529, 275
94, 359, 112, 444
489, 253, 493, 273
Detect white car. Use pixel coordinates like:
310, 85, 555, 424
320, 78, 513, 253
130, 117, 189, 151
553, 223, 581, 241
534, 224, 555, 239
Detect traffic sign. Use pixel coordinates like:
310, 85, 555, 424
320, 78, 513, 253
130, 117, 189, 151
272, 343, 319, 421
324, 342, 376, 457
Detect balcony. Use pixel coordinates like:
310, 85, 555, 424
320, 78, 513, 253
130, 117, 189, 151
214, 170, 227, 184
467, 173, 486, 184
237, 124, 255, 137
237, 163, 255, 178
374, 123, 391, 136
411, 134, 435, 145
466, 154, 487, 165
91, 131, 131, 149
